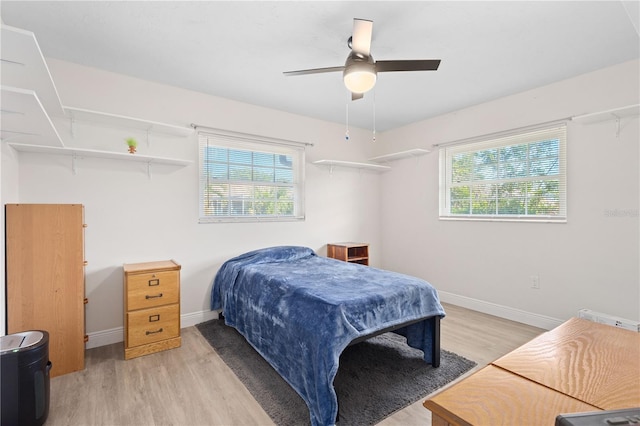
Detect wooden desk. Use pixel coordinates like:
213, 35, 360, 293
424, 366, 599, 426
493, 317, 640, 410
424, 318, 640, 425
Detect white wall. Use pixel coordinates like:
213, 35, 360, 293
375, 59, 640, 327
1, 141, 21, 336
5, 59, 383, 345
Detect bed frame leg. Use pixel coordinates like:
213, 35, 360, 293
218, 312, 225, 320
432, 316, 441, 368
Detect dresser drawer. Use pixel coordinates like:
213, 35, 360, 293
127, 304, 180, 348
127, 270, 179, 311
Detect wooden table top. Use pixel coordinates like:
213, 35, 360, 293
493, 317, 640, 410
423, 365, 600, 426
123, 259, 181, 274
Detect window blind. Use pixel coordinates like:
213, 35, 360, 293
198, 130, 306, 223
439, 125, 567, 222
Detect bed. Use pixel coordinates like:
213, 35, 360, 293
210, 246, 445, 426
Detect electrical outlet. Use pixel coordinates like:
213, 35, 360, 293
530, 275, 540, 289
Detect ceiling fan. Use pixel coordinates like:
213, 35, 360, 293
283, 18, 441, 100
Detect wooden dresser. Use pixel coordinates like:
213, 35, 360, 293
327, 242, 369, 265
6, 204, 87, 377
123, 260, 181, 360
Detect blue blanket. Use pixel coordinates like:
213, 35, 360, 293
211, 246, 445, 426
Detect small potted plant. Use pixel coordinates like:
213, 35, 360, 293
125, 137, 138, 154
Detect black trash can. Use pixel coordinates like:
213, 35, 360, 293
1, 330, 51, 426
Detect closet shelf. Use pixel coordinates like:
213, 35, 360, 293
368, 148, 430, 163
1, 24, 64, 116
64, 106, 193, 137
572, 104, 640, 124
312, 159, 391, 172
8, 143, 193, 166
1, 86, 64, 147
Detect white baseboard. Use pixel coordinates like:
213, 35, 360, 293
85, 326, 124, 349
181, 309, 219, 328
438, 291, 563, 331
85, 309, 219, 349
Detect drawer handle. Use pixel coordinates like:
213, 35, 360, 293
145, 293, 163, 299
148, 279, 159, 286
146, 328, 163, 335
149, 314, 160, 322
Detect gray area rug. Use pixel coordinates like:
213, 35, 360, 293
196, 319, 476, 425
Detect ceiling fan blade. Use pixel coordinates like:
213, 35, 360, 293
351, 18, 373, 56
283, 66, 344, 76
352, 92, 364, 101
375, 59, 441, 72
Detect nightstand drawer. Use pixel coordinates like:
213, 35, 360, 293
127, 304, 180, 348
127, 270, 179, 310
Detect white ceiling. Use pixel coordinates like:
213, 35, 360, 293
2, 1, 639, 131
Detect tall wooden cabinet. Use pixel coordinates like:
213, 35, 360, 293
5, 204, 86, 377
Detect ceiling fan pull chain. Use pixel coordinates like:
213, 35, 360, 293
345, 100, 350, 141
372, 89, 376, 142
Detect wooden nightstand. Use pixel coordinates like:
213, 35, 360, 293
123, 260, 181, 360
327, 243, 369, 266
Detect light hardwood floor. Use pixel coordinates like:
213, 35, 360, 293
46, 303, 545, 425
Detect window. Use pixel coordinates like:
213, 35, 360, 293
198, 130, 306, 223
439, 125, 567, 222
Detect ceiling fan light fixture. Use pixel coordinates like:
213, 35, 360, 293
283, 18, 441, 99
343, 57, 377, 94
344, 69, 376, 94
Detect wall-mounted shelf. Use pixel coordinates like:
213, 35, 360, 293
64, 106, 193, 138
312, 159, 391, 172
1, 23, 193, 178
572, 104, 640, 124
1, 24, 64, 116
1, 86, 64, 147
368, 148, 430, 163
9, 143, 192, 165
9, 143, 192, 178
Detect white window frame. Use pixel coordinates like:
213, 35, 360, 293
439, 124, 567, 222
198, 129, 306, 223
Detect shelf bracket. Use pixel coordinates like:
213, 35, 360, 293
70, 117, 76, 138
1, 134, 25, 143
1, 58, 26, 66
147, 161, 152, 179
615, 116, 621, 139
146, 129, 151, 147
